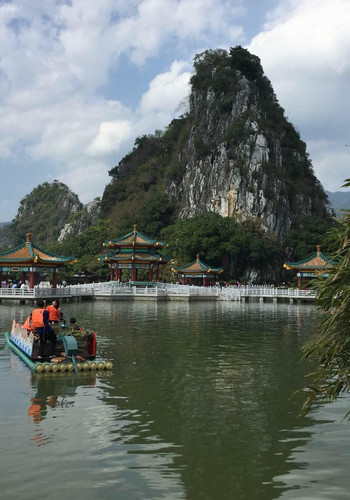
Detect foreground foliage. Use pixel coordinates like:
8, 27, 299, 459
302, 179, 350, 415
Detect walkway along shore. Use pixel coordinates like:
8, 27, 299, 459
0, 282, 316, 304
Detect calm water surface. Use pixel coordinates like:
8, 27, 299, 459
1, 300, 350, 500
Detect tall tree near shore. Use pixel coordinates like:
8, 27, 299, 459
302, 179, 350, 415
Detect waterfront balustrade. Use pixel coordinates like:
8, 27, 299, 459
0, 283, 317, 302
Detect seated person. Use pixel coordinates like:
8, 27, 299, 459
70, 317, 81, 332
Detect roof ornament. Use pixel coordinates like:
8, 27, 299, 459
26, 233, 32, 243
317, 245, 321, 257
133, 224, 137, 233
196, 253, 200, 261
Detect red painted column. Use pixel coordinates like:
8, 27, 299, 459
182, 276, 185, 285
110, 266, 114, 281
203, 276, 206, 287
132, 266, 137, 281
148, 267, 153, 282
156, 267, 159, 281
297, 275, 301, 289
30, 270, 35, 288
52, 270, 58, 288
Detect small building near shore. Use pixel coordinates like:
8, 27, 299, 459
283, 245, 337, 289
100, 225, 169, 282
0, 233, 76, 288
172, 254, 223, 286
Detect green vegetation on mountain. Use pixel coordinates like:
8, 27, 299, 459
2, 180, 82, 247
284, 215, 334, 261
100, 116, 188, 229
48, 218, 114, 281
101, 46, 328, 230
161, 212, 283, 282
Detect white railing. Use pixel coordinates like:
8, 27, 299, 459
220, 285, 316, 299
0, 285, 94, 298
220, 288, 241, 301
0, 282, 317, 300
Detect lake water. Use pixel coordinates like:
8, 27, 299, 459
1, 300, 350, 500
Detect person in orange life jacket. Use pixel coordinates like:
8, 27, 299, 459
32, 299, 57, 359
46, 299, 62, 323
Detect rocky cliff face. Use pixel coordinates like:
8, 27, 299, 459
166, 47, 332, 238
58, 198, 101, 242
1, 180, 84, 246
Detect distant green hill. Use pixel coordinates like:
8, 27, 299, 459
326, 190, 350, 214
0, 222, 9, 228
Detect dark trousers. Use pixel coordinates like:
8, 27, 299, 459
37, 328, 57, 356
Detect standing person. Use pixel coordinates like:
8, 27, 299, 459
46, 299, 62, 324
31, 299, 57, 359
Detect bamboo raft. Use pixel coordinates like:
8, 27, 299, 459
4, 320, 113, 373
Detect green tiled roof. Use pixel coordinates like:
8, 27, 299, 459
284, 246, 337, 270
0, 233, 75, 265
172, 254, 223, 274
104, 224, 166, 249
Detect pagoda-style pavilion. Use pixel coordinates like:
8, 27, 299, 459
100, 225, 168, 282
172, 254, 223, 286
0, 233, 76, 288
283, 245, 337, 289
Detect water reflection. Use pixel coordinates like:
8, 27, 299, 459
26, 371, 97, 445
0, 301, 349, 499
91, 301, 320, 499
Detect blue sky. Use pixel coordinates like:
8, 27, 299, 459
0, 0, 349, 221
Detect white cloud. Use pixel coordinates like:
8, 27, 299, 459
0, 0, 247, 220
248, 0, 350, 191
139, 61, 191, 115
113, 0, 244, 64
88, 120, 132, 156
308, 140, 350, 192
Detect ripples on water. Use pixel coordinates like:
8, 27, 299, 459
1, 300, 350, 499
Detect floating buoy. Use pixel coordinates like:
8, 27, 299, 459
97, 361, 105, 370
44, 363, 51, 372
51, 363, 59, 372
105, 361, 113, 370
66, 362, 74, 372
59, 363, 67, 372
76, 362, 83, 371
36, 363, 44, 373
89, 362, 97, 370
83, 362, 90, 371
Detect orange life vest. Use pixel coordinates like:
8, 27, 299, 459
46, 305, 60, 322
31, 308, 45, 329
23, 315, 33, 331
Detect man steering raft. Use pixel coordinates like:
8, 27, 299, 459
31, 299, 57, 359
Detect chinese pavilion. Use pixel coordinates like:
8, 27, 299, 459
100, 225, 168, 282
283, 245, 337, 289
0, 233, 76, 288
172, 254, 223, 286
